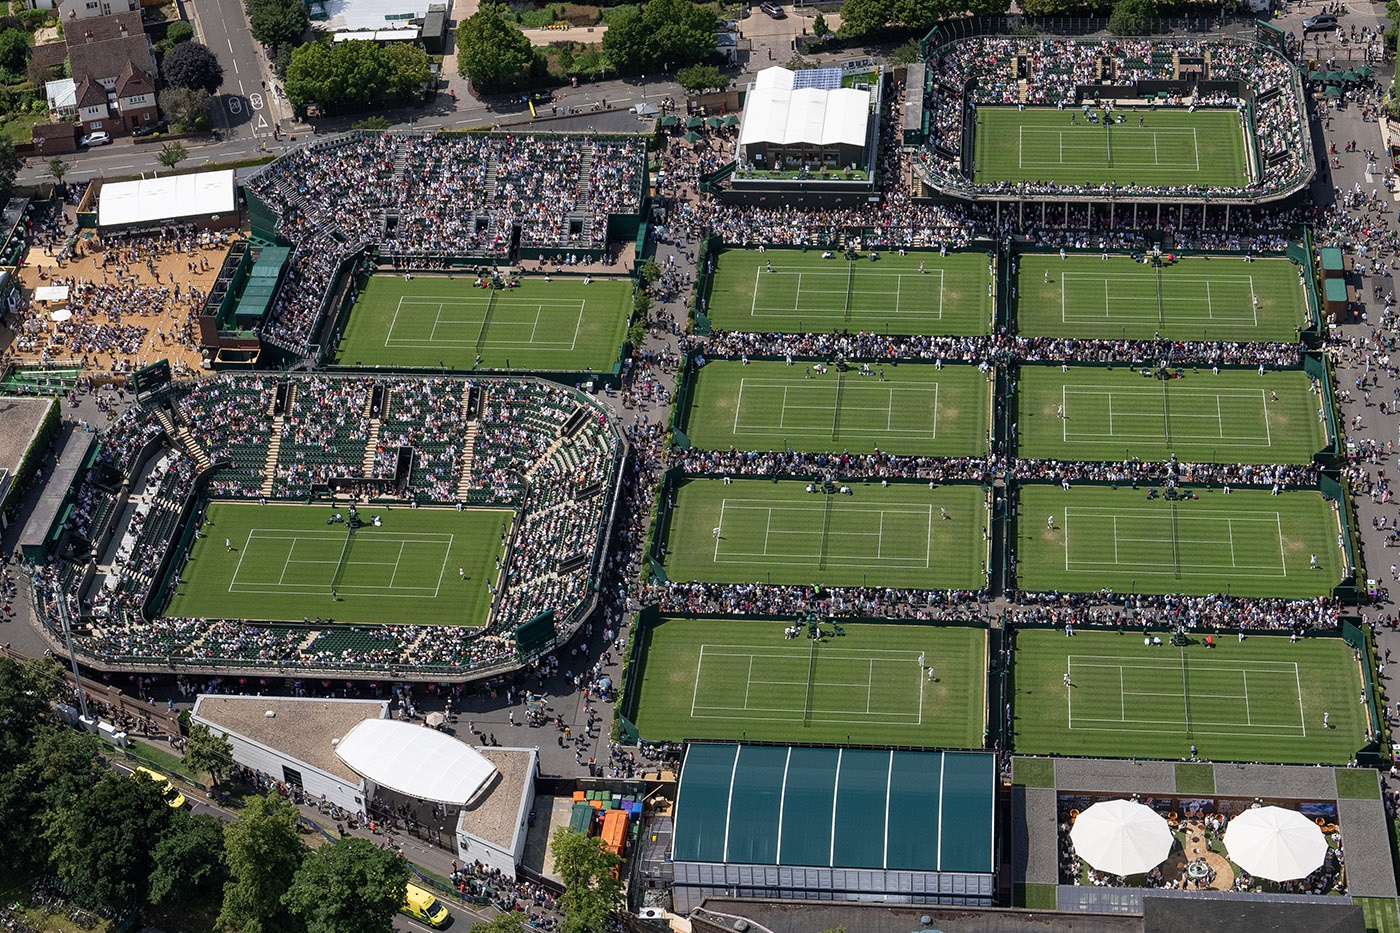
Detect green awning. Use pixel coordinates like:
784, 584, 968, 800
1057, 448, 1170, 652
659, 115, 678, 127
1358, 65, 1375, 77
1308, 70, 1325, 81
682, 131, 701, 143
1325, 85, 1344, 97
1342, 70, 1360, 83
1319, 247, 1346, 272
706, 116, 723, 128
1324, 278, 1348, 302
684, 116, 704, 128
1324, 70, 1344, 82
722, 114, 739, 126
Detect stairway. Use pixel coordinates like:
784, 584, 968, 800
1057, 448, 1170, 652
391, 139, 408, 183
484, 163, 499, 198
259, 425, 282, 497
576, 144, 594, 200
153, 407, 212, 471
363, 421, 382, 475
455, 423, 479, 499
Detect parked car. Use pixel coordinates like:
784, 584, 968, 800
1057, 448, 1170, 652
132, 120, 167, 138
80, 131, 112, 147
715, 17, 738, 30
1302, 13, 1338, 31
759, 1, 785, 17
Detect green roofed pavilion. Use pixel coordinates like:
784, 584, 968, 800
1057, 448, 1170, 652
670, 743, 996, 912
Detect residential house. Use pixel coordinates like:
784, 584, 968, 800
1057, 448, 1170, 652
64, 10, 159, 133
57, 0, 138, 20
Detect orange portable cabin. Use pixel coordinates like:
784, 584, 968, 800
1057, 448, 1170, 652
600, 808, 629, 858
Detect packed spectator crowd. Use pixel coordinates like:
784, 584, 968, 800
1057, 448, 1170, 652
245, 131, 644, 354
29, 373, 624, 676
918, 36, 1310, 200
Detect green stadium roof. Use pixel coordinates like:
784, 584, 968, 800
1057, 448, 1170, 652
1319, 247, 1346, 272
1324, 278, 1348, 302
672, 744, 995, 873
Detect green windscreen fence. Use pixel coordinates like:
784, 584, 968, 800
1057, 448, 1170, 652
515, 610, 556, 657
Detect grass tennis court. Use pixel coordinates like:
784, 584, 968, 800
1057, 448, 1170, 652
706, 248, 994, 335
164, 501, 509, 626
1012, 628, 1367, 764
1017, 366, 1327, 464
1015, 485, 1345, 598
1016, 254, 1308, 342
660, 478, 987, 589
631, 616, 987, 747
973, 107, 1250, 188
333, 274, 631, 372
681, 359, 990, 455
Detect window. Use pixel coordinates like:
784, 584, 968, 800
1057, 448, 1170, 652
282, 765, 303, 787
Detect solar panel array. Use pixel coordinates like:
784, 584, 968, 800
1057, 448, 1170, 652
791, 67, 843, 90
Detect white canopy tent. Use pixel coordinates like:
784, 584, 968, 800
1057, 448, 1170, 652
97, 169, 236, 230
33, 285, 69, 303
335, 718, 498, 806
1069, 799, 1174, 877
1222, 806, 1328, 881
738, 85, 870, 149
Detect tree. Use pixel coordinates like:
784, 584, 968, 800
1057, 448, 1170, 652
219, 794, 306, 933
0, 656, 59, 771
247, 0, 308, 50
471, 913, 527, 933
455, 3, 533, 91
156, 140, 188, 170
837, 0, 893, 37
676, 63, 723, 95
159, 87, 213, 131
47, 770, 174, 910
1108, 0, 1156, 35
162, 41, 225, 93
183, 722, 233, 787
603, 0, 714, 75
812, 12, 830, 38
549, 829, 624, 933
888, 37, 921, 65
382, 40, 431, 98
283, 837, 410, 933
166, 20, 194, 45
0, 27, 29, 78
149, 812, 226, 906
0, 723, 102, 878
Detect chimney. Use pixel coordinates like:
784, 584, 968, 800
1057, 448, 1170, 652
119, 24, 127, 36
84, 30, 93, 43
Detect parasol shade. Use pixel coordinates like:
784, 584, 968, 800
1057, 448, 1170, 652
1222, 806, 1328, 882
1069, 799, 1173, 877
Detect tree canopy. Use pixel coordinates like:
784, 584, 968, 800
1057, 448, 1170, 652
162, 41, 225, 93
159, 87, 213, 132
285, 40, 430, 115
837, 0, 1011, 39
283, 837, 410, 933
149, 812, 226, 906
455, 3, 534, 91
549, 828, 624, 933
47, 770, 175, 910
219, 794, 306, 933
601, 0, 715, 75
246, 0, 308, 50
184, 722, 234, 787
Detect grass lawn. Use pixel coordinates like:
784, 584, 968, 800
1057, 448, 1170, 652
1174, 762, 1215, 794
681, 359, 990, 456
1012, 756, 1056, 787
1016, 253, 1308, 342
629, 616, 987, 747
333, 273, 631, 373
973, 106, 1250, 189
1334, 767, 1381, 799
1011, 628, 1367, 764
1016, 484, 1345, 598
706, 248, 994, 335
164, 501, 509, 626
661, 478, 987, 589
1016, 365, 1327, 464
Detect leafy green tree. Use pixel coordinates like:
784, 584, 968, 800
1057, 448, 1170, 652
455, 3, 533, 91
0, 656, 58, 770
383, 40, 431, 97
47, 157, 71, 187
184, 722, 234, 787
604, 0, 714, 75
163, 40, 225, 93
472, 913, 527, 933
166, 20, 194, 44
550, 828, 624, 933
888, 37, 921, 64
837, 0, 893, 38
157, 140, 188, 170
352, 114, 391, 130
676, 63, 723, 94
0, 723, 102, 878
48, 770, 174, 910
812, 12, 830, 38
247, 0, 308, 50
149, 812, 226, 906
219, 794, 306, 933
0, 27, 30, 78
890, 0, 943, 35
159, 87, 213, 131
1108, 0, 1156, 35
283, 837, 410, 933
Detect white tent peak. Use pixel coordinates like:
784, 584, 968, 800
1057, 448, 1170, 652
335, 718, 497, 806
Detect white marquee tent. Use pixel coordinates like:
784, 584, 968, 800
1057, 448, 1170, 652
97, 169, 236, 230
335, 718, 498, 806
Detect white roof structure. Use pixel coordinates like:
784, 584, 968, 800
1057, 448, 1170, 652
331, 28, 420, 42
45, 78, 76, 113
739, 68, 869, 149
314, 0, 432, 32
97, 169, 236, 229
335, 719, 498, 806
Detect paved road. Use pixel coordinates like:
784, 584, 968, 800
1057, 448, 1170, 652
183, 0, 288, 142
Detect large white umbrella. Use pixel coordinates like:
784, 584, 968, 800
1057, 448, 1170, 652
1069, 799, 1173, 876
1223, 806, 1328, 881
